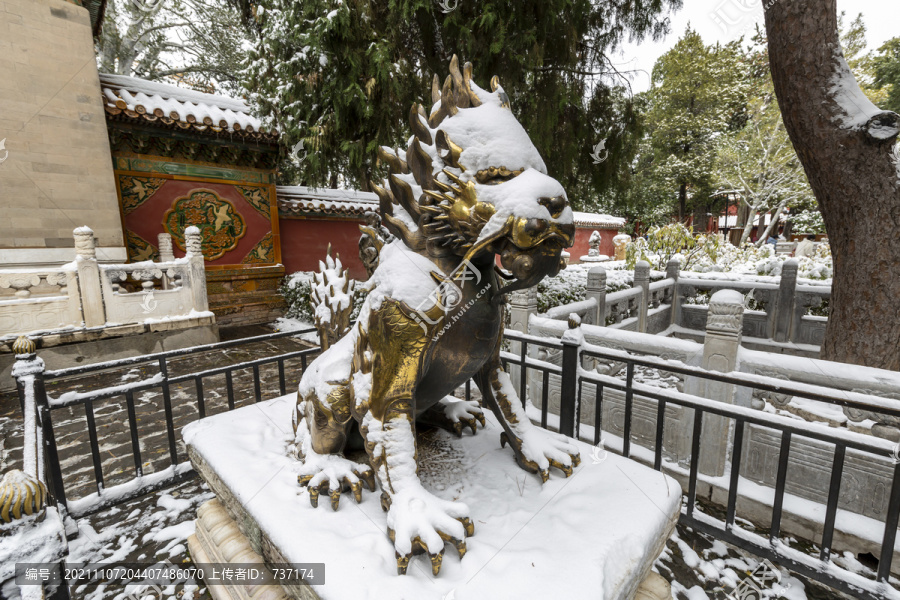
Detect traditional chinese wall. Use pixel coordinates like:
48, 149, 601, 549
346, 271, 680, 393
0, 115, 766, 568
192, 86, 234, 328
279, 217, 369, 280
112, 154, 285, 326
0, 0, 124, 266
571, 226, 618, 261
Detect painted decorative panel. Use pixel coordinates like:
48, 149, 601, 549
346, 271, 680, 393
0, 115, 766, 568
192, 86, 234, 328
163, 189, 247, 260
115, 172, 278, 266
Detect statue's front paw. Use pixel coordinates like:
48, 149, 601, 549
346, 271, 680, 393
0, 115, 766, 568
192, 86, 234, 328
386, 486, 474, 575
297, 453, 376, 510
501, 428, 581, 483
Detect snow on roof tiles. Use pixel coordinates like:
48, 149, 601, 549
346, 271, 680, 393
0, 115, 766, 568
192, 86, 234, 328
572, 211, 625, 228
99, 73, 277, 139
277, 186, 378, 217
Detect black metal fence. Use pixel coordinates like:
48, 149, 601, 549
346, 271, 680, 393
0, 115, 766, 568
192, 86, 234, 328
14, 327, 318, 519
499, 328, 900, 600
13, 324, 900, 598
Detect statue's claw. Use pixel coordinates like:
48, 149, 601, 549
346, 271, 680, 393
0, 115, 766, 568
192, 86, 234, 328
501, 428, 582, 483
452, 421, 464, 437
549, 458, 574, 477
457, 516, 475, 537
396, 552, 411, 575
348, 479, 363, 503
386, 487, 472, 576
361, 470, 376, 492
297, 453, 375, 510
429, 549, 444, 575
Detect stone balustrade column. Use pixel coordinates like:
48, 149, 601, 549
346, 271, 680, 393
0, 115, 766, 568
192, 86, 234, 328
73, 226, 106, 328
158, 233, 175, 289
508, 286, 538, 398
634, 260, 650, 333
586, 266, 607, 326
185, 226, 209, 313
774, 258, 798, 343
158, 233, 175, 262
696, 289, 744, 477
666, 258, 681, 326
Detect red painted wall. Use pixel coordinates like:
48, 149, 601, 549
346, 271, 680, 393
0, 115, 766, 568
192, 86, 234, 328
280, 217, 368, 280
570, 226, 619, 260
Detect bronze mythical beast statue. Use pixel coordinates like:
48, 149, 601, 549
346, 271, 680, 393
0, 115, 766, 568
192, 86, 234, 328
292, 56, 581, 576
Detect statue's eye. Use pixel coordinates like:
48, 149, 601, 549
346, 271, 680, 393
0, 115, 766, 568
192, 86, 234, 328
538, 195, 567, 219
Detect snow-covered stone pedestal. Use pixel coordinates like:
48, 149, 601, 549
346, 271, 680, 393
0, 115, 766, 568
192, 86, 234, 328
185, 396, 680, 600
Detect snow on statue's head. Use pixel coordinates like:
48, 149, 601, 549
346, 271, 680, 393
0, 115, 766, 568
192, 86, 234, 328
371, 56, 574, 296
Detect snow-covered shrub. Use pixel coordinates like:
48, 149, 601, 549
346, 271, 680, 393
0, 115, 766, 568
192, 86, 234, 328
280, 271, 369, 325
790, 210, 826, 234
624, 223, 724, 271
280, 272, 314, 323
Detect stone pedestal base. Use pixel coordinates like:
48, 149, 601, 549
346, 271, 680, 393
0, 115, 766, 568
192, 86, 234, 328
184, 396, 680, 600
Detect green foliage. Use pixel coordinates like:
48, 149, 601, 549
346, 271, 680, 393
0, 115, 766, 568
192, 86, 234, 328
97, 0, 249, 95
642, 26, 750, 220
239, 0, 682, 195
714, 33, 814, 246
873, 37, 900, 113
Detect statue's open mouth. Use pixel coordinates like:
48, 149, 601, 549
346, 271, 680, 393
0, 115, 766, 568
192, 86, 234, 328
493, 234, 568, 299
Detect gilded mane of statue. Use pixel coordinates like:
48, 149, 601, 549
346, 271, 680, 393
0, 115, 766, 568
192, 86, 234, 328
292, 56, 581, 576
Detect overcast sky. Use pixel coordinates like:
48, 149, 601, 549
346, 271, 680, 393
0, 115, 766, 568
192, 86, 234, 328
615, 0, 898, 94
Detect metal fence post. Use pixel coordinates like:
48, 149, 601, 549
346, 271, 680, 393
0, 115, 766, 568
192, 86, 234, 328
558, 317, 582, 438
585, 266, 607, 326
774, 258, 798, 343
634, 260, 650, 333
12, 336, 68, 511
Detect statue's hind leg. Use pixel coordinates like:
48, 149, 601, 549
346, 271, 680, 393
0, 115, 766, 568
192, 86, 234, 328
293, 387, 375, 510
418, 395, 485, 437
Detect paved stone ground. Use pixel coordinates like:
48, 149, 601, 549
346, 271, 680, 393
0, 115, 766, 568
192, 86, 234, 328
0, 324, 852, 600
0, 324, 316, 504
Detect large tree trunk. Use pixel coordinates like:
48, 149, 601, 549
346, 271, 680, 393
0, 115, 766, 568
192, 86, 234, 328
764, 0, 900, 370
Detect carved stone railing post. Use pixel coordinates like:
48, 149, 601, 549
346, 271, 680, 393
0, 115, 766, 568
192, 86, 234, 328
158, 233, 175, 289
586, 266, 607, 326
634, 260, 650, 333
158, 232, 175, 262
774, 258, 798, 343
694, 290, 744, 478
73, 226, 105, 328
666, 259, 680, 324
184, 226, 209, 313
508, 286, 538, 397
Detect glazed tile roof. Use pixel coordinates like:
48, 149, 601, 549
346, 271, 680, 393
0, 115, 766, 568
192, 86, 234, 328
99, 73, 278, 140
278, 185, 626, 225
277, 186, 378, 217
572, 211, 625, 228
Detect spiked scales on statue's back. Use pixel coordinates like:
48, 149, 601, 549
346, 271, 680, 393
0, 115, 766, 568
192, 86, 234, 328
292, 56, 581, 575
